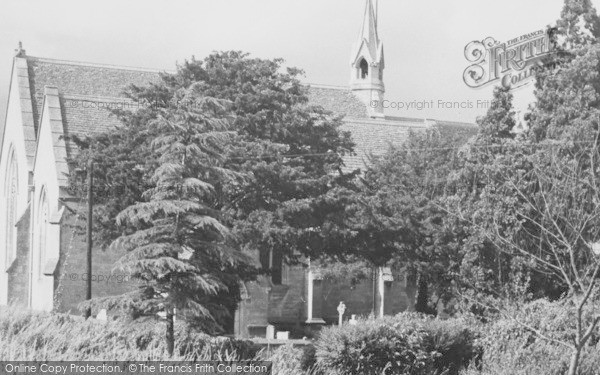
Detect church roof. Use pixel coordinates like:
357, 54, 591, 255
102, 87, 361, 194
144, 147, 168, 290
12, 55, 476, 183
26, 56, 162, 135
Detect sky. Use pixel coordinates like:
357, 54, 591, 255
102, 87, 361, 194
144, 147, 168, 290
0, 0, 598, 125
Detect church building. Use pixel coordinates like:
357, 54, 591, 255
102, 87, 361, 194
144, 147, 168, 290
0, 0, 475, 337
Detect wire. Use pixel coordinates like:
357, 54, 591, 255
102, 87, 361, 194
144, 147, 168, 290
223, 139, 600, 161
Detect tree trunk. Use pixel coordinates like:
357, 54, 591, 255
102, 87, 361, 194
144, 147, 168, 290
567, 347, 581, 375
415, 274, 429, 314
166, 307, 175, 357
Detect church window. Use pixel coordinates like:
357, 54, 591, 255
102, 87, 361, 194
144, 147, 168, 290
37, 188, 49, 278
259, 249, 284, 285
359, 58, 369, 79
4, 149, 18, 268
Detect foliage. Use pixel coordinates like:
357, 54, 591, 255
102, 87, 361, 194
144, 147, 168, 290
269, 345, 316, 375
298, 344, 317, 372
424, 318, 482, 375
451, 5, 600, 373
0, 307, 258, 361
79, 86, 259, 354
555, 0, 600, 51
314, 313, 479, 375
329, 125, 472, 313
461, 299, 600, 375
65, 52, 360, 351
0, 308, 324, 374
68, 52, 357, 332
154, 52, 357, 266
476, 87, 516, 140
527, 0, 600, 142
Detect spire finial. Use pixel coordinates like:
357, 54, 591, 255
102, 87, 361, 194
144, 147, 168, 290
359, 0, 379, 46
374, 0, 378, 28
15, 41, 26, 57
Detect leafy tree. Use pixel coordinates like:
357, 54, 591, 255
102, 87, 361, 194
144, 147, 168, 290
462, 140, 600, 375
69, 52, 356, 338
338, 125, 471, 314
476, 86, 516, 140
85, 88, 256, 354
555, 0, 600, 50
164, 53, 357, 274
451, 86, 527, 304
451, 3, 600, 372
527, 0, 600, 142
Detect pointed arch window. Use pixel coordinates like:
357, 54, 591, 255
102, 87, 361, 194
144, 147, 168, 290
4, 149, 18, 268
37, 188, 49, 278
359, 59, 369, 79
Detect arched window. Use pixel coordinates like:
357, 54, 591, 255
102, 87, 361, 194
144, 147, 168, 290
4, 149, 18, 267
359, 59, 369, 79
37, 188, 49, 278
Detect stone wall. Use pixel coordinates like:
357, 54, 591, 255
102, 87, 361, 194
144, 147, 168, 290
54, 207, 133, 315
7, 205, 31, 306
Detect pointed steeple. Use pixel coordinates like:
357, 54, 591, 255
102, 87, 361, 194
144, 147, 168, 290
358, 0, 380, 61
350, 0, 385, 118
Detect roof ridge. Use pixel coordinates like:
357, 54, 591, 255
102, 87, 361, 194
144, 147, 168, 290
26, 56, 172, 74
61, 93, 136, 102
384, 115, 426, 123
306, 83, 350, 91
431, 119, 478, 127
344, 116, 427, 128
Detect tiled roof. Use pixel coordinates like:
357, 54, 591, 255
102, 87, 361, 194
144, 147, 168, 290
339, 117, 477, 172
26, 56, 162, 132
341, 117, 426, 171
306, 84, 368, 119
60, 95, 130, 157
20, 56, 476, 177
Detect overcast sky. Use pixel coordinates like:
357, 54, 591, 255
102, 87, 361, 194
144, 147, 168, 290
1, 0, 597, 125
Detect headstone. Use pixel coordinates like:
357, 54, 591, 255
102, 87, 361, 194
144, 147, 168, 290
266, 324, 275, 340
337, 301, 346, 326
276, 331, 289, 340
349, 314, 358, 325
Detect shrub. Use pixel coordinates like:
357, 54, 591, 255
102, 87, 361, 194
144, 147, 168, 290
269, 345, 314, 375
174, 324, 259, 360
299, 344, 317, 371
314, 313, 479, 375
0, 307, 258, 361
424, 318, 481, 375
461, 299, 600, 375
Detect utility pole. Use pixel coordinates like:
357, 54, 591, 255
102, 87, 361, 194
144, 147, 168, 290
84, 159, 93, 319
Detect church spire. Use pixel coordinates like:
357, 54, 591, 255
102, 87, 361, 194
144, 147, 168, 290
350, 0, 385, 118
359, 0, 380, 58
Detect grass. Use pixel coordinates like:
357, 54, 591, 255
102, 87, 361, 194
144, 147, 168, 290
0, 307, 313, 374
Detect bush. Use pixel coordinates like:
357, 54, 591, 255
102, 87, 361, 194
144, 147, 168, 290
0, 307, 258, 361
268, 345, 315, 375
175, 325, 259, 360
314, 313, 479, 375
461, 299, 600, 375
424, 318, 481, 375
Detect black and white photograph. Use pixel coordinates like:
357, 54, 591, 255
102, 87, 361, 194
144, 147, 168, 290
0, 0, 600, 374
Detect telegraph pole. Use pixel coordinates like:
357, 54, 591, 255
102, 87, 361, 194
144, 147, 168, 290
84, 159, 93, 319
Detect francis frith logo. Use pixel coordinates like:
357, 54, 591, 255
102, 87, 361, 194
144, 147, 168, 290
463, 28, 557, 89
